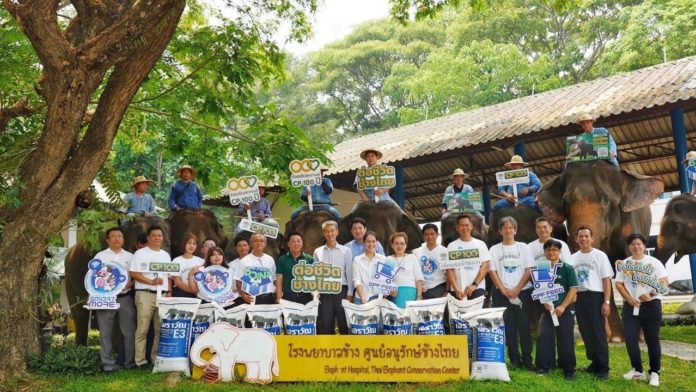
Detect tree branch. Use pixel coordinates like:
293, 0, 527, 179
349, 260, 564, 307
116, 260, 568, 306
0, 97, 43, 135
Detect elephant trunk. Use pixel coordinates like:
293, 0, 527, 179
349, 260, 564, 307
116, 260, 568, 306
566, 201, 610, 253
653, 234, 674, 264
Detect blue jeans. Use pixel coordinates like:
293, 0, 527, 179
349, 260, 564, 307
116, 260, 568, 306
492, 195, 539, 211
290, 204, 340, 220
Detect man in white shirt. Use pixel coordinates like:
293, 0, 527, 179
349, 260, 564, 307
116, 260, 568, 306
94, 227, 135, 372
528, 217, 573, 264
313, 220, 353, 334
571, 226, 613, 380
413, 224, 448, 299
489, 217, 535, 370
446, 215, 491, 300
235, 232, 277, 305
129, 226, 171, 369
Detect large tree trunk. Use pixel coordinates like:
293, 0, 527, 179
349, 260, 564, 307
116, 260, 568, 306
0, 1, 186, 384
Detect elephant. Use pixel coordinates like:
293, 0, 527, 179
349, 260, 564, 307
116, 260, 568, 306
440, 212, 488, 247
64, 215, 169, 345
168, 209, 228, 258
487, 205, 568, 245
337, 201, 423, 253
190, 323, 279, 383
285, 210, 335, 255
537, 160, 664, 340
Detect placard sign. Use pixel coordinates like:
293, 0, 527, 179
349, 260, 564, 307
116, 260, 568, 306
240, 266, 275, 297
356, 165, 397, 190
291, 261, 342, 294
132, 259, 182, 274
227, 176, 260, 206
443, 192, 483, 213
368, 258, 403, 294
289, 158, 322, 187
239, 218, 279, 239
687, 159, 696, 191
495, 169, 529, 186
616, 260, 669, 296
530, 263, 565, 326
565, 133, 611, 162
441, 249, 481, 269
83, 259, 129, 310
194, 266, 237, 307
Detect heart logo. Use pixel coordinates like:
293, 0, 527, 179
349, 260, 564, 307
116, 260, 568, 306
308, 159, 320, 171
244, 176, 257, 188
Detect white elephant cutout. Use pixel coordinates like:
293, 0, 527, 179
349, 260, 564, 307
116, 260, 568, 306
190, 323, 279, 383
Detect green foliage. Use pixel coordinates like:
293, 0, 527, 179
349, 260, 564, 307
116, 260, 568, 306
28, 344, 101, 375
663, 315, 696, 327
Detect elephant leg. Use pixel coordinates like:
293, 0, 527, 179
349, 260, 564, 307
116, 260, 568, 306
607, 294, 624, 342
258, 358, 271, 382
244, 362, 260, 382
217, 356, 235, 382
72, 307, 90, 346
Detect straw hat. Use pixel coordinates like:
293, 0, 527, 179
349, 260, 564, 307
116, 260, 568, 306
131, 175, 154, 188
450, 168, 470, 178
576, 112, 595, 123
360, 148, 383, 160
257, 179, 267, 188
682, 151, 696, 164
504, 155, 529, 168
176, 165, 197, 178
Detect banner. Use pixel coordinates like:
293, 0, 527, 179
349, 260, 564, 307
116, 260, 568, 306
441, 249, 481, 269
356, 165, 396, 190
239, 218, 279, 239
289, 158, 322, 187
565, 133, 611, 162
290, 261, 342, 294
83, 259, 128, 310
227, 176, 260, 206
194, 265, 237, 307
495, 169, 529, 187
443, 192, 483, 213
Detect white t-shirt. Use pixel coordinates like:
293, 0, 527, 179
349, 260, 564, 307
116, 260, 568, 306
413, 244, 448, 291
528, 238, 573, 266
489, 241, 535, 290
446, 237, 491, 291
94, 248, 133, 294
130, 247, 172, 291
615, 255, 668, 301
173, 255, 204, 287
229, 258, 244, 285
387, 254, 424, 288
235, 253, 277, 294
571, 248, 613, 292
352, 253, 387, 298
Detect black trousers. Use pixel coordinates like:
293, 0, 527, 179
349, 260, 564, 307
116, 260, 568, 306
254, 293, 276, 305
317, 286, 349, 335
493, 288, 533, 366
422, 283, 447, 300
623, 300, 662, 375
576, 291, 609, 373
536, 305, 576, 373
283, 291, 314, 305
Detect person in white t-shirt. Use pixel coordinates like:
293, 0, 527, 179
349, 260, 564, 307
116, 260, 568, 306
489, 216, 535, 370
171, 233, 204, 298
129, 226, 171, 369
528, 217, 573, 265
93, 227, 135, 372
228, 237, 250, 307
413, 223, 448, 299
234, 232, 277, 305
571, 226, 613, 380
446, 214, 491, 300
615, 233, 669, 387
353, 231, 387, 304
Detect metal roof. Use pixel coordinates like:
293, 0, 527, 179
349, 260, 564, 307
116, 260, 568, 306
326, 56, 696, 221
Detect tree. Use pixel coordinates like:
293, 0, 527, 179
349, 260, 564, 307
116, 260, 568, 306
0, 0, 318, 383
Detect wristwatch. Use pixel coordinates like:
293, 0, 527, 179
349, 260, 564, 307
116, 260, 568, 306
604, 300, 610, 305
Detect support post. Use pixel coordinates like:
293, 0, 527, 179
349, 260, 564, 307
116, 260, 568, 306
482, 175, 491, 224
395, 164, 405, 209
514, 141, 525, 160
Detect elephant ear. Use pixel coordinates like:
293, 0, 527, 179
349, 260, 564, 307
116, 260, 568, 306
537, 175, 566, 224
398, 213, 424, 251
621, 169, 664, 212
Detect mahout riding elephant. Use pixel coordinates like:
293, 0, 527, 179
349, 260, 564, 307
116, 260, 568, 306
337, 201, 423, 253
64, 215, 169, 346
284, 210, 334, 255
224, 231, 284, 261
167, 209, 228, 258
487, 205, 568, 245
440, 212, 487, 247
538, 160, 663, 340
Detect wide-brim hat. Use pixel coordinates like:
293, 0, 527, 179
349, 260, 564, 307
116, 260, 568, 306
504, 155, 529, 168
576, 112, 595, 123
450, 168, 470, 178
360, 148, 383, 160
682, 151, 696, 164
131, 175, 154, 188
176, 165, 197, 178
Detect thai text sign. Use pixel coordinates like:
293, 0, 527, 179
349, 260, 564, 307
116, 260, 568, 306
227, 176, 260, 205
356, 165, 396, 190
441, 249, 481, 269
275, 335, 469, 382
566, 133, 611, 162
289, 158, 322, 187
495, 169, 529, 186
616, 260, 669, 295
239, 218, 279, 239
291, 261, 342, 294
132, 259, 181, 274
444, 192, 483, 213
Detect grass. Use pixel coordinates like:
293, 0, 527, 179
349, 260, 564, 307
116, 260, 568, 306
661, 325, 696, 345
25, 345, 696, 392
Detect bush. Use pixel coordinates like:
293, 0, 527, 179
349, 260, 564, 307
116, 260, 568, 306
662, 315, 696, 326
28, 344, 101, 375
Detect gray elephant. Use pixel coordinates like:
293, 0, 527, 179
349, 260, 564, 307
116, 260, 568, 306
190, 323, 279, 383
338, 202, 423, 253
285, 210, 335, 255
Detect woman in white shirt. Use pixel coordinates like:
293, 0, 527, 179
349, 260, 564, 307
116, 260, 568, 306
387, 232, 424, 308
171, 234, 204, 298
616, 233, 669, 387
352, 231, 386, 304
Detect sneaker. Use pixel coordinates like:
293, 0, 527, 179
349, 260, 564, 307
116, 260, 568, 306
623, 369, 646, 380
649, 372, 660, 387
564, 371, 576, 381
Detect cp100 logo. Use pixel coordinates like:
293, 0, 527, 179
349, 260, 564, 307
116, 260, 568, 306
289, 158, 321, 174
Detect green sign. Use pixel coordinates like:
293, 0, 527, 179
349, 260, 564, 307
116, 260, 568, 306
291, 261, 342, 294
566, 134, 611, 163
444, 192, 483, 213
356, 164, 397, 190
